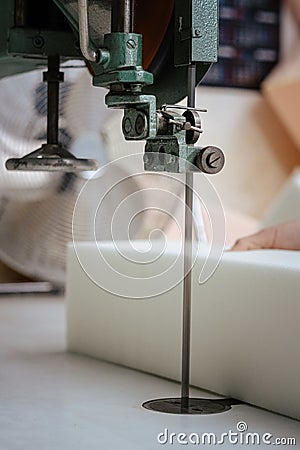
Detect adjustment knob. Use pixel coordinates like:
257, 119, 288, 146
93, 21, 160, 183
195, 146, 225, 174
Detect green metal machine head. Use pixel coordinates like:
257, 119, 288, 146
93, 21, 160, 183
2, 0, 224, 174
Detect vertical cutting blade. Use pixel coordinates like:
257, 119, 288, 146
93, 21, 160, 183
181, 64, 196, 407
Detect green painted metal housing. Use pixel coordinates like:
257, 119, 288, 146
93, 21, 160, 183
0, 0, 80, 79
0, 0, 218, 96
0, 0, 221, 174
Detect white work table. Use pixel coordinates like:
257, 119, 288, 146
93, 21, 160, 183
0, 296, 299, 450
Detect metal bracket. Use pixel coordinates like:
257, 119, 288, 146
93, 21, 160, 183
175, 0, 218, 66
93, 33, 153, 87
8, 28, 80, 58
106, 93, 157, 140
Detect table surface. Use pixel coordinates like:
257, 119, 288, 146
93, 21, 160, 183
0, 296, 299, 450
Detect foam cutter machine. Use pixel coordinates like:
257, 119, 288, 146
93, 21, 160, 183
2, 0, 300, 419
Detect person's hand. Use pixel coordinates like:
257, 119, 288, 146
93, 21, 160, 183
231, 220, 300, 251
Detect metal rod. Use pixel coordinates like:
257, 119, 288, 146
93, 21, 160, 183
112, 0, 133, 33
78, 0, 98, 62
46, 55, 60, 145
162, 105, 207, 113
168, 119, 203, 133
131, 0, 135, 32
181, 64, 196, 406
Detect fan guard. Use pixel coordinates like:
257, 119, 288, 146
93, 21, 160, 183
0, 64, 145, 285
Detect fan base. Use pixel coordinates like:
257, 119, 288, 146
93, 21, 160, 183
6, 143, 99, 172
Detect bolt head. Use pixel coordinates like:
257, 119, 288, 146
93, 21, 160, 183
196, 146, 225, 174
33, 36, 44, 48
126, 39, 136, 50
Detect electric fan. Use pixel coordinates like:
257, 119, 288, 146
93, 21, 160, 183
0, 64, 146, 285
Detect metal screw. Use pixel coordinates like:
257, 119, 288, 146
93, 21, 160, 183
194, 29, 201, 37
126, 39, 136, 50
32, 36, 44, 48
195, 146, 225, 174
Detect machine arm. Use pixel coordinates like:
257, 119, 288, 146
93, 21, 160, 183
2, 0, 224, 174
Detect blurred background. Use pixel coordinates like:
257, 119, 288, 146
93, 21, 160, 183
1, 0, 300, 292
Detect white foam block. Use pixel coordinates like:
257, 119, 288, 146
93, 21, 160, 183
66, 241, 300, 420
